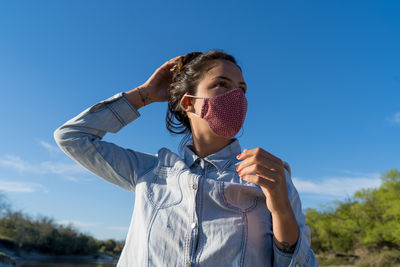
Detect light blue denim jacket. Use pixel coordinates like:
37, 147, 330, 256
54, 92, 318, 267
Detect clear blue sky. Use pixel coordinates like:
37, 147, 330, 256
1, 1, 399, 240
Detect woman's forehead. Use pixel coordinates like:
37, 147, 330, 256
204, 60, 244, 81
203, 60, 244, 81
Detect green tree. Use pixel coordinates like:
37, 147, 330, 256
306, 168, 400, 255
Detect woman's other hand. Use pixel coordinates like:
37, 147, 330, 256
235, 147, 290, 215
140, 55, 183, 103
236, 147, 300, 252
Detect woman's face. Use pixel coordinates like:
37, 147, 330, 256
196, 59, 246, 98
180, 59, 247, 139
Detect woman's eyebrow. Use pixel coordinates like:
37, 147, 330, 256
214, 76, 247, 87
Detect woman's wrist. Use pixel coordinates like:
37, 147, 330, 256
137, 84, 155, 105
124, 85, 154, 110
266, 190, 292, 215
270, 202, 299, 253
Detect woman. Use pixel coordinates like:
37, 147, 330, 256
54, 50, 318, 266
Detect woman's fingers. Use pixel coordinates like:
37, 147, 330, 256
163, 56, 184, 68
238, 147, 283, 166
235, 147, 286, 191
236, 147, 292, 215
236, 154, 280, 174
238, 162, 280, 183
153, 56, 183, 74
150, 56, 183, 81
242, 173, 276, 189
139, 55, 185, 103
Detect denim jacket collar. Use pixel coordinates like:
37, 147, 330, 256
183, 138, 242, 173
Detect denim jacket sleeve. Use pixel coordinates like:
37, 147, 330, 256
272, 162, 319, 267
53, 92, 158, 192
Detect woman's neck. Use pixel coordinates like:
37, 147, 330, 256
191, 136, 234, 158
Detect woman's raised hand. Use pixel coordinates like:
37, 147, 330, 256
140, 55, 183, 104
236, 147, 290, 215
235, 148, 300, 253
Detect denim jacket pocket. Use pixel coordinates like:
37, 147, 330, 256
219, 182, 263, 212
144, 165, 183, 208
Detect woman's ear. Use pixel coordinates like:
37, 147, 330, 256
180, 93, 192, 111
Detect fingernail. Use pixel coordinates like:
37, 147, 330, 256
238, 171, 242, 176
236, 166, 239, 171
236, 153, 241, 159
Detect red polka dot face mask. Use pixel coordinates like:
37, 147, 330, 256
183, 88, 248, 138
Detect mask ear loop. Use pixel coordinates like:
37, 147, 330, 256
182, 94, 203, 117
184, 94, 205, 99
190, 112, 200, 118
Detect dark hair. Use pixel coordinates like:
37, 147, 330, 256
166, 49, 242, 154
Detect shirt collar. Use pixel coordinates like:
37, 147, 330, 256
183, 138, 242, 173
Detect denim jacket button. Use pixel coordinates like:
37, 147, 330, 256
192, 184, 198, 190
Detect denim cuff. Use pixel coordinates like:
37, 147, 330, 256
272, 237, 293, 266
88, 92, 141, 132
106, 92, 140, 125
273, 231, 314, 267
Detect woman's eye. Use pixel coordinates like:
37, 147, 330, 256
215, 81, 246, 93
215, 81, 228, 88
